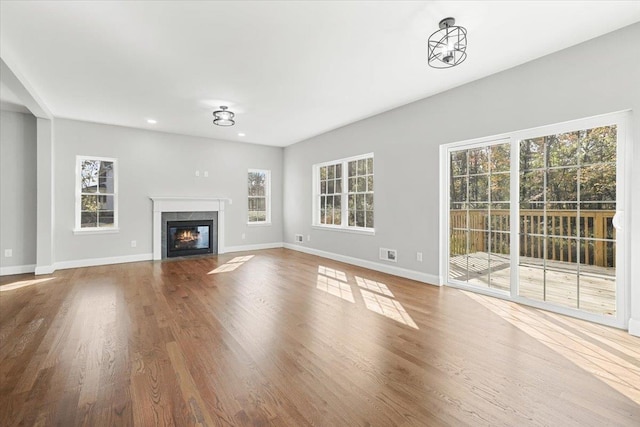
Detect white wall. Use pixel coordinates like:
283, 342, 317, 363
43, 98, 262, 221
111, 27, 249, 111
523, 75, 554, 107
0, 110, 37, 272
53, 119, 283, 263
283, 24, 640, 329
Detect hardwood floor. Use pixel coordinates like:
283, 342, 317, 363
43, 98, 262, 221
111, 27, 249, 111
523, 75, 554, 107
1, 248, 638, 426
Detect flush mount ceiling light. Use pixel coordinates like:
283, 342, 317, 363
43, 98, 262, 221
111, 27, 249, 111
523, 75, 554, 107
428, 17, 467, 68
213, 106, 235, 126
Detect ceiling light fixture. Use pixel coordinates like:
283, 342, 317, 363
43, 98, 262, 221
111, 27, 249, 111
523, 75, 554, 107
428, 17, 467, 68
238, 133, 245, 137
147, 119, 157, 124
213, 106, 235, 126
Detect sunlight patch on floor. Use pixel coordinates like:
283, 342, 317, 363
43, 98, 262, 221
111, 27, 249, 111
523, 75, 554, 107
355, 276, 394, 297
315, 266, 418, 329
230, 256, 255, 263
0, 277, 56, 292
209, 263, 241, 273
316, 266, 354, 303
318, 265, 347, 282
463, 290, 640, 404
208, 255, 255, 274
361, 289, 418, 329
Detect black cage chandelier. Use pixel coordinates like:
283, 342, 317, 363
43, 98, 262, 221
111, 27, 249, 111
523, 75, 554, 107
428, 17, 467, 68
213, 106, 235, 126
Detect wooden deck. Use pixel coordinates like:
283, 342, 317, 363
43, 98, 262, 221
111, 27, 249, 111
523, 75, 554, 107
449, 252, 616, 315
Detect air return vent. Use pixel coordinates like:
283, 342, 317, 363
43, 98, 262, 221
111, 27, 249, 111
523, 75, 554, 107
379, 248, 397, 262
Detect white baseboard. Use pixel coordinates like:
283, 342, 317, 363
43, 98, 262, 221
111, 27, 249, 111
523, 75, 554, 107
30, 245, 285, 275
54, 253, 153, 271
223, 242, 284, 253
27, 243, 439, 289
629, 318, 640, 337
34, 265, 56, 275
283, 243, 440, 285
0, 264, 36, 276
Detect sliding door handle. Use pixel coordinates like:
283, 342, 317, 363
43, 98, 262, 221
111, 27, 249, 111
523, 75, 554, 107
612, 211, 623, 230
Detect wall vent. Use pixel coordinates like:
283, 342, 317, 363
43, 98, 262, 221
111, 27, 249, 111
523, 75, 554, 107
379, 248, 397, 262
294, 234, 304, 243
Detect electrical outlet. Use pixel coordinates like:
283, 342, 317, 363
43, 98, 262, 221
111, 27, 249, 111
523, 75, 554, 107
4, 249, 12, 258
307, 234, 311, 241
295, 234, 303, 243
416, 252, 423, 262
195, 170, 200, 177
241, 233, 246, 240
131, 240, 137, 248
204, 171, 209, 177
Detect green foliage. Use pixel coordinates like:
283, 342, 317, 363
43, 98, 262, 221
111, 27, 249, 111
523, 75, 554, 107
452, 126, 616, 210
521, 126, 616, 207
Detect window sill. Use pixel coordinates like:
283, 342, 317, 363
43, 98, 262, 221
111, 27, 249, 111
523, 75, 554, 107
73, 227, 120, 235
247, 222, 272, 227
312, 225, 375, 236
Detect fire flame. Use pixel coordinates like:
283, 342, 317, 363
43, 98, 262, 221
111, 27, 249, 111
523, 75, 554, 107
176, 229, 199, 242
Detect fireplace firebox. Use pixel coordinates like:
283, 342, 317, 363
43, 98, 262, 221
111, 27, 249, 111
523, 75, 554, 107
166, 220, 214, 258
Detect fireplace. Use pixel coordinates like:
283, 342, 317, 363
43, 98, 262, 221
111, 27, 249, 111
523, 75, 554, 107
151, 197, 225, 260
166, 220, 214, 258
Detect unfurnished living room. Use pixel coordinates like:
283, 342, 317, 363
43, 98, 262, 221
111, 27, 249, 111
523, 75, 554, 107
1, 1, 639, 426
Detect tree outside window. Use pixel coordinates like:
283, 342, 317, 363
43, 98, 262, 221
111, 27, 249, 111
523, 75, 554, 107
76, 156, 118, 230
314, 154, 374, 232
248, 169, 271, 223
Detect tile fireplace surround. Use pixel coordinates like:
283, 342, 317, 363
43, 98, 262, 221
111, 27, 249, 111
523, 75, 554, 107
150, 197, 230, 260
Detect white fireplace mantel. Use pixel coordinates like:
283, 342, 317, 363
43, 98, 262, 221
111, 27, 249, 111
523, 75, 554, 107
150, 196, 231, 260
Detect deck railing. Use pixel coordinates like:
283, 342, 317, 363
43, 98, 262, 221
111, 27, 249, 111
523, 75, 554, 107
450, 209, 616, 267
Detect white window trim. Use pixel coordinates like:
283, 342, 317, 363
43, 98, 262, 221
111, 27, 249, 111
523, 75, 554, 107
74, 155, 119, 234
312, 152, 375, 234
247, 169, 271, 225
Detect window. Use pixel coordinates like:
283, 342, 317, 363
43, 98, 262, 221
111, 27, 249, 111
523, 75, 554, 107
248, 169, 271, 224
75, 156, 118, 232
318, 161, 343, 225
347, 156, 374, 228
314, 153, 374, 232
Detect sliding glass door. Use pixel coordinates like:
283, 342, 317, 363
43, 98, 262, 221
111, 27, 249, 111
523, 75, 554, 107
443, 113, 627, 327
518, 127, 617, 315
448, 140, 511, 291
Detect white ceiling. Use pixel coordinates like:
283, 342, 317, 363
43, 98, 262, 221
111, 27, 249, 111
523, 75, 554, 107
1, 1, 639, 147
